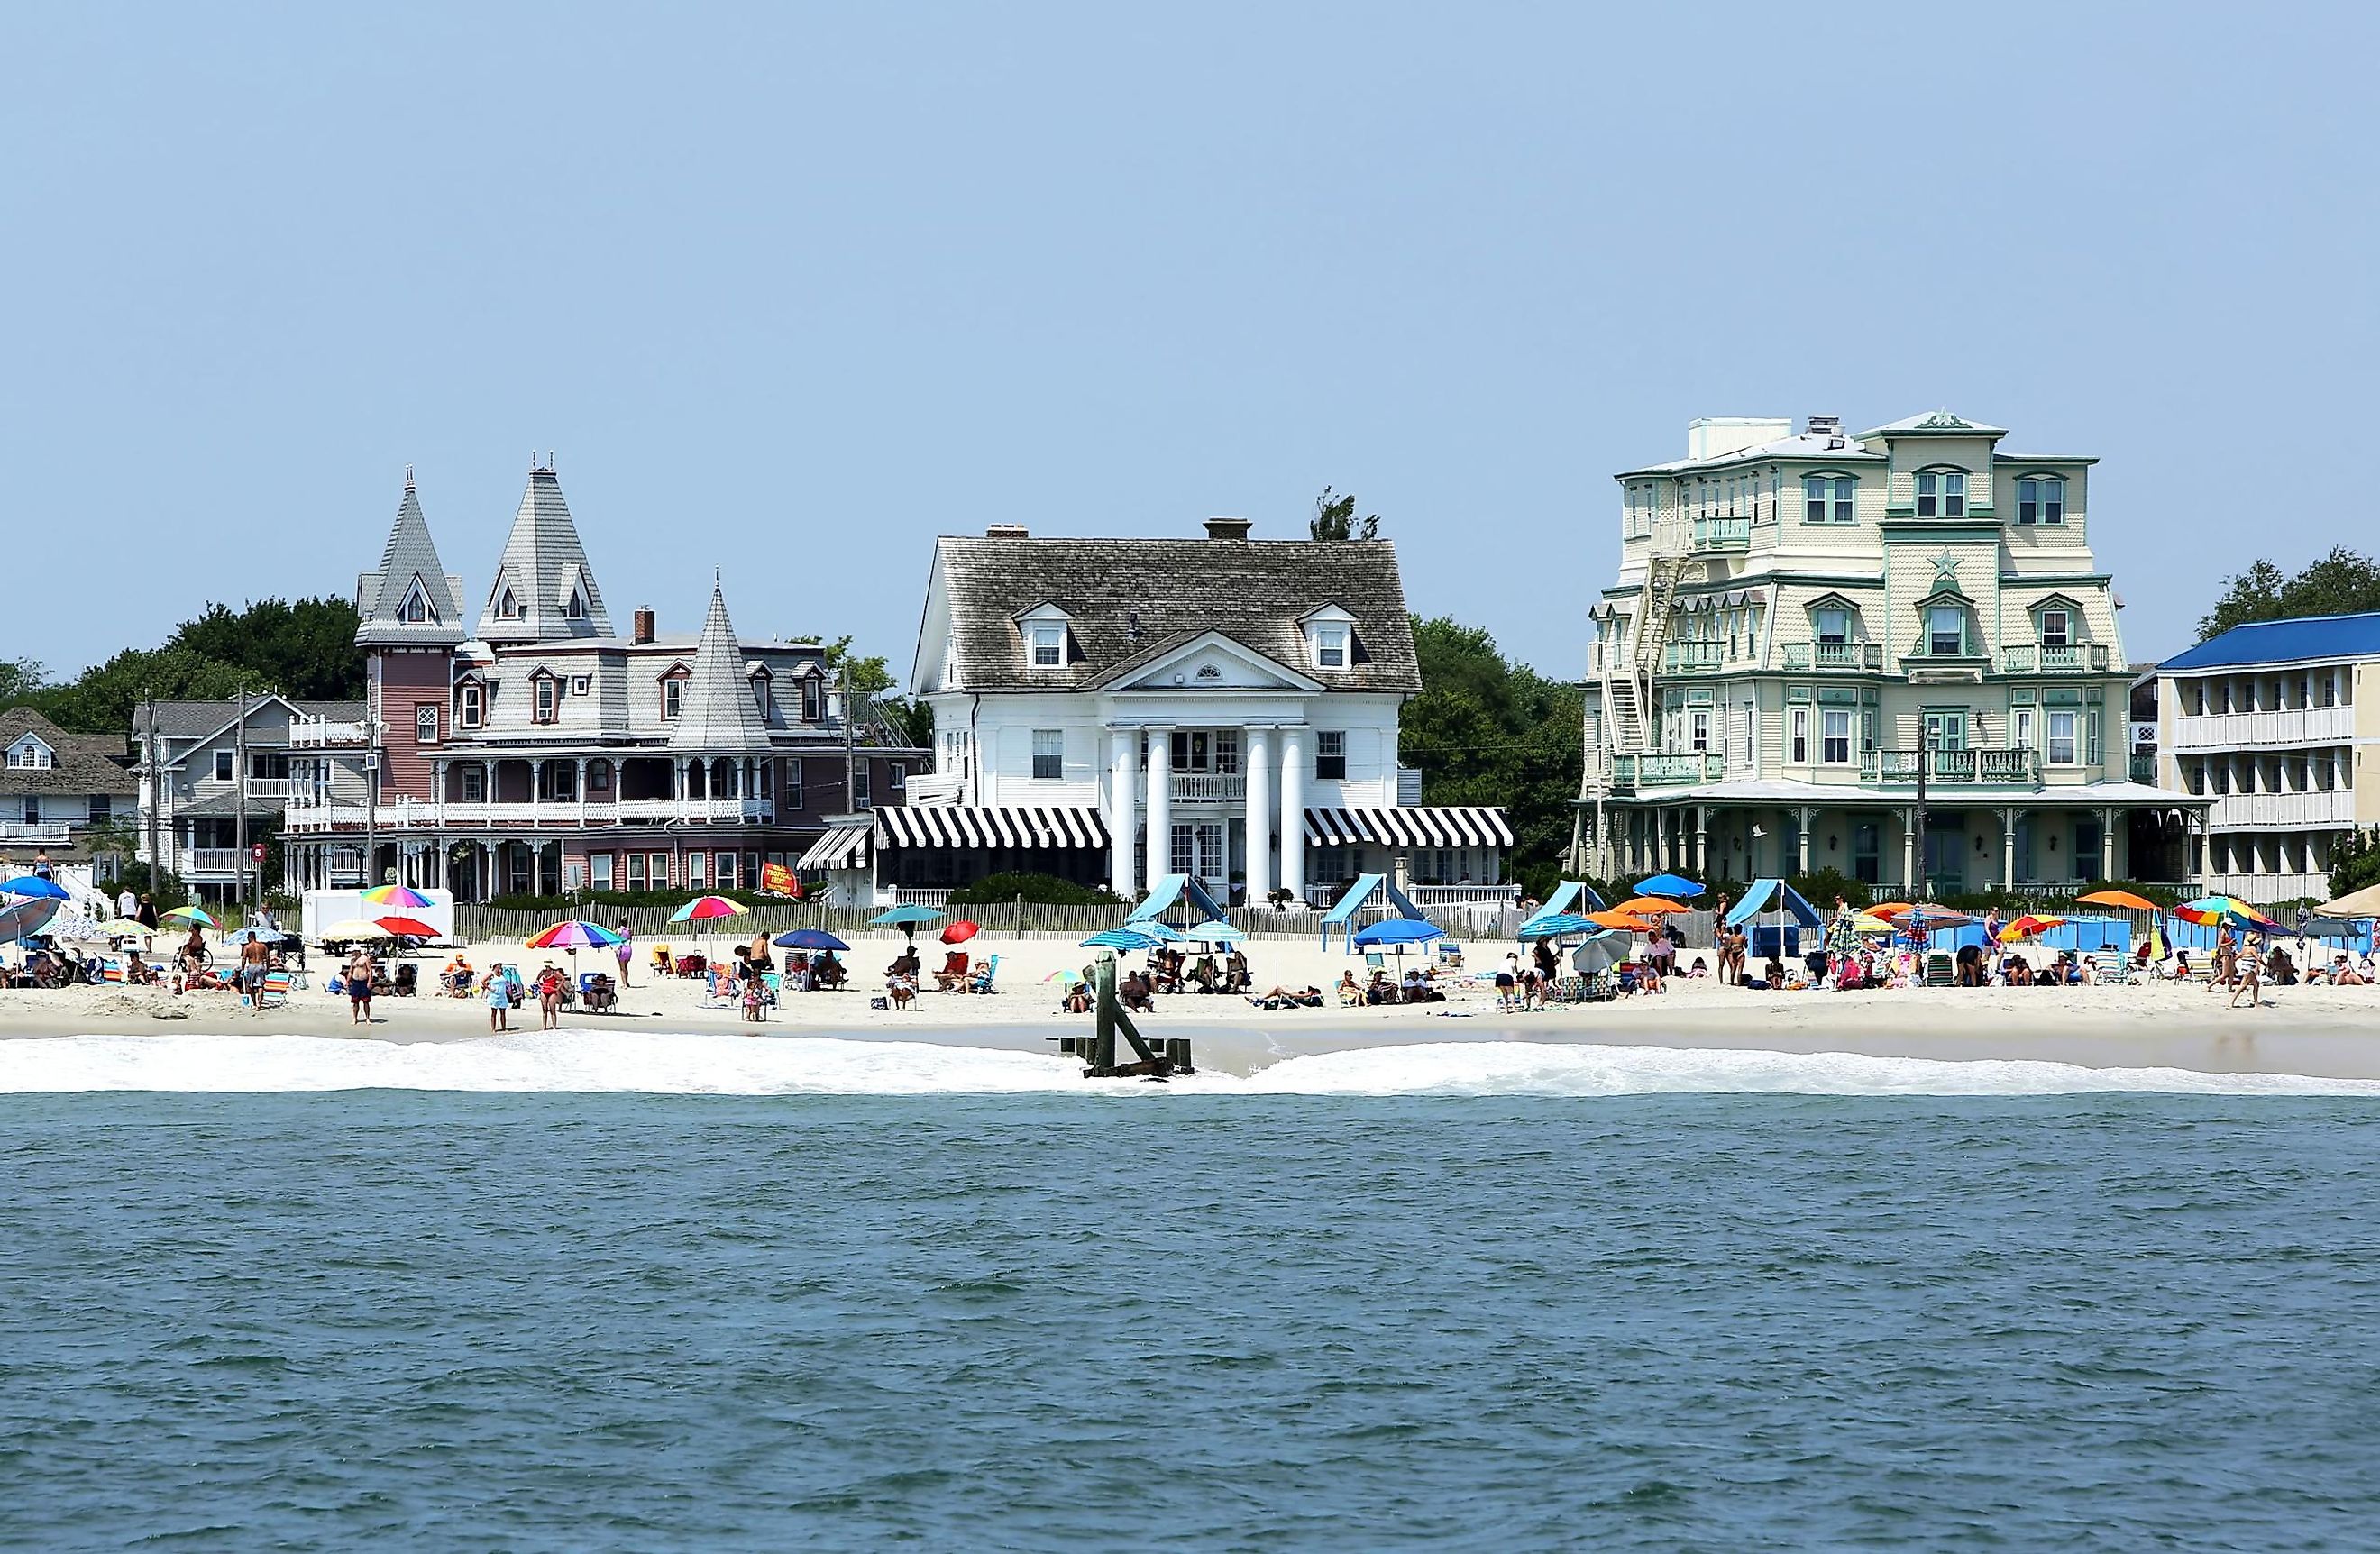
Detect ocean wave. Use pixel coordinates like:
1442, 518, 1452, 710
3, 1030, 2377, 1098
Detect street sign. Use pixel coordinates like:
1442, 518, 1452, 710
251, 844, 267, 863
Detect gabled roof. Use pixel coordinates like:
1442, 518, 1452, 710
1618, 430, 1885, 478
925, 533, 1420, 695
1860, 410, 2008, 437
356, 477, 467, 647
478, 464, 613, 644
0, 708, 136, 796
2161, 612, 2380, 672
670, 583, 774, 751
132, 699, 366, 752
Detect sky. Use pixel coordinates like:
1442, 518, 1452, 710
4, 2, 2374, 684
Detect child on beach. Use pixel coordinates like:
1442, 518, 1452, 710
483, 967, 512, 1031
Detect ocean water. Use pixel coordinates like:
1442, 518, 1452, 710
5, 1035, 2379, 1550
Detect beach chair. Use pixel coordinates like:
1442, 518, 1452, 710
700, 968, 737, 1009
1363, 951, 1386, 972
970, 954, 1001, 994
1923, 951, 1955, 987
2090, 952, 2134, 986
1436, 944, 1465, 972
245, 970, 293, 1014
99, 958, 124, 984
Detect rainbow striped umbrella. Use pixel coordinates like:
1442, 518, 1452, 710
2174, 895, 2281, 930
669, 895, 749, 923
526, 919, 626, 950
362, 884, 435, 910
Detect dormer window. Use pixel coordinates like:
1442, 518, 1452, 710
563, 588, 587, 620
751, 669, 773, 719
5, 736, 53, 770
801, 676, 822, 722
662, 672, 686, 720
399, 577, 434, 624
1030, 624, 1063, 667
1916, 470, 1966, 517
498, 586, 521, 619
1815, 608, 1850, 645
457, 681, 484, 729
532, 672, 559, 725
2040, 608, 2072, 648
1316, 625, 1349, 669
2018, 476, 2065, 526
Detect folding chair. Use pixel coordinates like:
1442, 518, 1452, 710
970, 954, 1001, 994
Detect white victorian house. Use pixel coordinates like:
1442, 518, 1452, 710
893, 516, 1511, 906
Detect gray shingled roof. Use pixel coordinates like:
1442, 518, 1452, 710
478, 465, 613, 644
0, 708, 136, 796
671, 583, 774, 752
356, 480, 467, 647
933, 535, 1420, 694
133, 699, 366, 742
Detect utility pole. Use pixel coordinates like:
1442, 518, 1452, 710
142, 695, 160, 888
233, 685, 250, 919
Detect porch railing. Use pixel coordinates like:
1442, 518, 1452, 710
1610, 752, 1725, 793
2000, 644, 2112, 674
1780, 642, 1883, 672
1690, 516, 1750, 553
1860, 747, 2040, 786
1169, 772, 1247, 803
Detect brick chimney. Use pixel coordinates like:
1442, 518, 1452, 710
985, 523, 1030, 539
1204, 516, 1253, 541
633, 607, 655, 645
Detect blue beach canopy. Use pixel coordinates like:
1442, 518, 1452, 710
1517, 912, 1598, 940
0, 875, 69, 900
1352, 919, 1444, 947
1724, 879, 1822, 929
1126, 874, 1232, 926
1081, 928, 1164, 951
1634, 873, 1705, 900
1524, 881, 1607, 927
774, 928, 849, 951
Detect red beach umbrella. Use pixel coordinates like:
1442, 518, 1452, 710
939, 920, 982, 946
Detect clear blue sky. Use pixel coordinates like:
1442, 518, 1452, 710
5, 3, 2372, 683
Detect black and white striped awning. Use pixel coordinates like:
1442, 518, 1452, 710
874, 804, 1111, 851
797, 822, 873, 871
1303, 806, 1514, 848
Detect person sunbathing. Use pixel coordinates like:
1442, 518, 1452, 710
934, 948, 971, 992
1250, 984, 1324, 1010
1120, 972, 1156, 1012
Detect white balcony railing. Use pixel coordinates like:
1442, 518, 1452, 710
1170, 772, 1247, 803
2202, 871, 2330, 906
0, 822, 73, 844
189, 776, 298, 801
290, 719, 371, 748
283, 796, 774, 833
181, 848, 246, 876
1405, 883, 1520, 907
2169, 706, 2354, 752
2208, 790, 2357, 831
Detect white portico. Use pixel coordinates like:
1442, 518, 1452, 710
904, 519, 1511, 905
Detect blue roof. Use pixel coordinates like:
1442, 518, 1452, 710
2161, 611, 2380, 672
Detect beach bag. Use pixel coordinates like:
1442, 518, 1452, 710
508, 983, 524, 1008
869, 996, 889, 1010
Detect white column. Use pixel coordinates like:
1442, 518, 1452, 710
2100, 807, 2116, 883
1279, 725, 1306, 905
1145, 726, 1173, 884
1107, 727, 1137, 900
1243, 726, 1272, 906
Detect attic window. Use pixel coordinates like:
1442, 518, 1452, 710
1030, 624, 1064, 668
662, 672, 686, 720
751, 668, 773, 719
1316, 625, 1349, 669
563, 587, 588, 620
532, 672, 559, 725
5, 736, 53, 770
399, 578, 433, 624
499, 586, 522, 619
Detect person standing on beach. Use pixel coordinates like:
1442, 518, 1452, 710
2215, 926, 2238, 992
346, 948, 374, 1024
2230, 937, 2264, 1009
483, 966, 512, 1031
615, 919, 635, 987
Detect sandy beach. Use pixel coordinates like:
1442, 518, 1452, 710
5, 930, 2376, 1082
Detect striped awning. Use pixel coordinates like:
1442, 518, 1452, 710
797, 822, 872, 872
1303, 806, 1514, 848
874, 804, 1111, 851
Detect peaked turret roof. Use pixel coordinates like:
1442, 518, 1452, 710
671, 582, 774, 751
356, 477, 467, 647
478, 463, 612, 644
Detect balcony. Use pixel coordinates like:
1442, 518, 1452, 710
1690, 516, 1749, 553
1860, 747, 2040, 786
0, 822, 72, 844
180, 848, 247, 876
290, 719, 371, 748
1780, 641, 1884, 672
1610, 753, 1725, 793
2000, 644, 2112, 674
283, 796, 774, 832
2169, 705, 2354, 752
1170, 772, 1246, 804
1661, 643, 1725, 675
2209, 790, 2357, 831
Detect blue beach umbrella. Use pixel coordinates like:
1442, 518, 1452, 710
773, 928, 849, 951
0, 875, 69, 900
223, 927, 288, 946
1184, 919, 1247, 944
1517, 912, 1597, 940
869, 904, 946, 927
1081, 928, 1163, 951
1634, 873, 1705, 900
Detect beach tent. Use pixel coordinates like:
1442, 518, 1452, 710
1725, 878, 1820, 958
2319, 882, 2380, 918
1320, 873, 1427, 953
1523, 881, 1607, 928
1127, 873, 1231, 928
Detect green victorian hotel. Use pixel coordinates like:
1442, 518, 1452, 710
1571, 410, 2209, 894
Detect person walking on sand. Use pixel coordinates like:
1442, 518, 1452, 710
2231, 937, 2264, 1009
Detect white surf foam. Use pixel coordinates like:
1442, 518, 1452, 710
3, 1030, 2376, 1098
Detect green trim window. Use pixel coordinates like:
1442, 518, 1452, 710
1821, 708, 1853, 764
1916, 470, 1966, 517
1803, 474, 1854, 524
2046, 709, 2079, 765
2018, 476, 2065, 526
2039, 607, 2071, 648
1815, 607, 1850, 645
1927, 604, 1965, 656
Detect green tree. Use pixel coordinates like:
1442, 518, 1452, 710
821, 635, 932, 747
32, 646, 253, 733
1398, 615, 1582, 893
1310, 486, 1380, 542
2200, 548, 2380, 640
0, 657, 46, 705
168, 597, 365, 701
2329, 826, 2380, 901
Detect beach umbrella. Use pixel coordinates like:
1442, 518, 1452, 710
1130, 919, 1193, 942
161, 905, 218, 928
2174, 895, 2281, 930
870, 904, 946, 927
2077, 889, 2160, 912
319, 918, 394, 941
1082, 927, 1163, 951
1184, 919, 1247, 944
1517, 912, 1598, 940
362, 884, 435, 910
1044, 967, 1085, 984
91, 917, 152, 938
773, 928, 849, 951
373, 915, 439, 939
526, 919, 626, 950
1571, 937, 1621, 975
1586, 909, 1655, 933
1352, 919, 1444, 946
1868, 901, 1916, 919
0, 898, 61, 945
1633, 873, 1705, 900
939, 919, 982, 945
1998, 913, 2067, 943
1613, 896, 1690, 918
671, 895, 749, 923
1849, 912, 1896, 936
0, 875, 69, 900
223, 927, 288, 946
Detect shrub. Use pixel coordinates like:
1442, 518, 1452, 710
947, 872, 1121, 907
